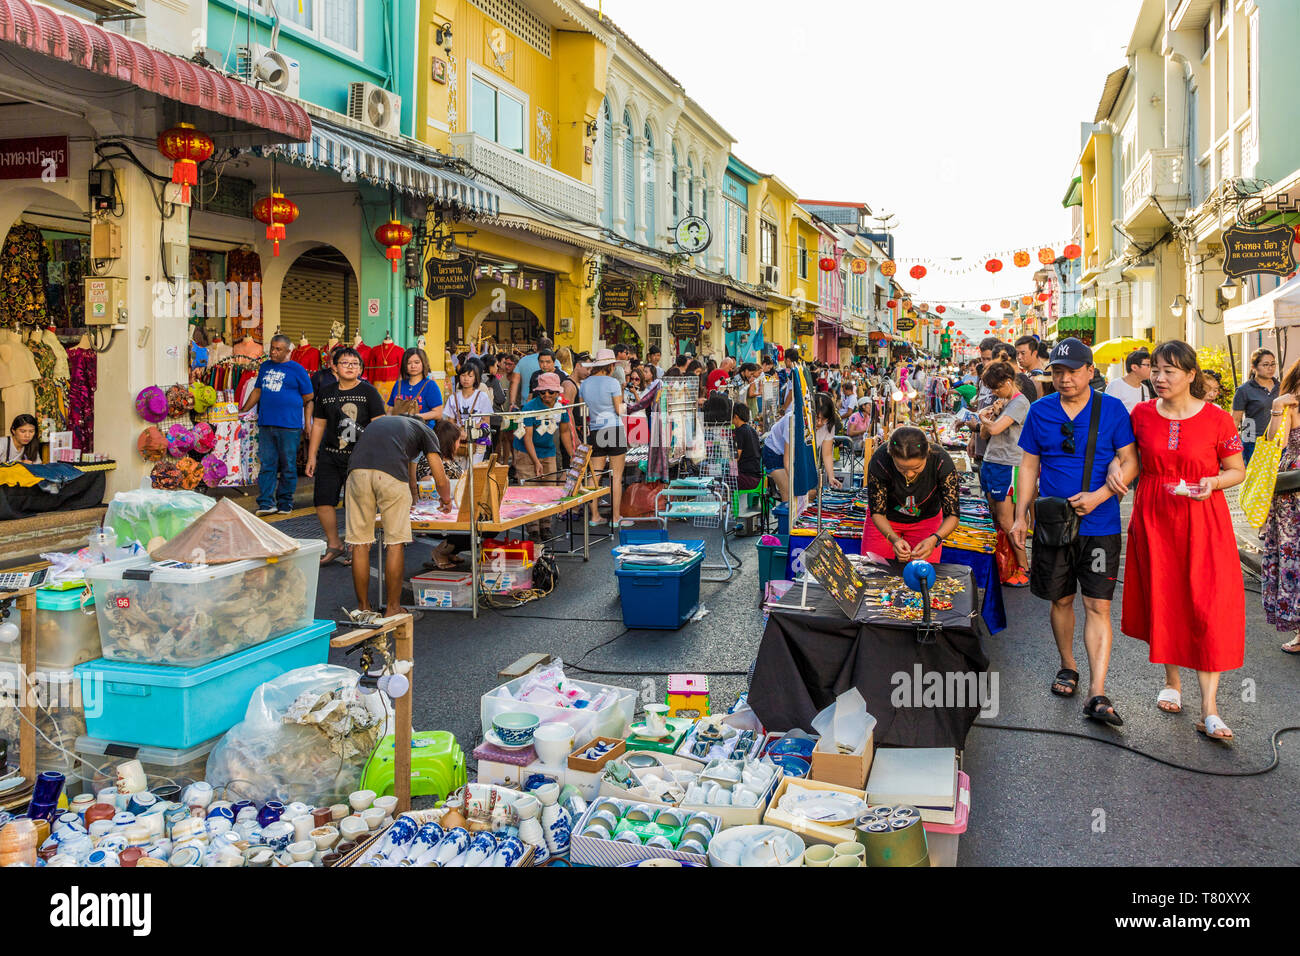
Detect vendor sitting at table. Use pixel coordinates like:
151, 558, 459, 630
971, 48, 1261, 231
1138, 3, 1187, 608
863, 426, 960, 564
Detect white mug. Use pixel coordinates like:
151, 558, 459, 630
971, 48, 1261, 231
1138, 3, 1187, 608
643, 704, 670, 736
115, 759, 147, 794
292, 814, 315, 843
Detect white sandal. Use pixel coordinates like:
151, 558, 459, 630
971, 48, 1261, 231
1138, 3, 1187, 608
1156, 687, 1182, 713
1196, 714, 1233, 742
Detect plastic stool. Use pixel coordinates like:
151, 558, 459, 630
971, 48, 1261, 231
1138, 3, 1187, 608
360, 730, 467, 802
731, 477, 766, 533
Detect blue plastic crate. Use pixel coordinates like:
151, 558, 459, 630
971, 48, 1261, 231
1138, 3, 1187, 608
74, 620, 334, 750
773, 503, 789, 536
618, 526, 669, 547
615, 542, 704, 630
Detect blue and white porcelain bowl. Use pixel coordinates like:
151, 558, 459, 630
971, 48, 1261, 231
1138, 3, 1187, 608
492, 712, 540, 748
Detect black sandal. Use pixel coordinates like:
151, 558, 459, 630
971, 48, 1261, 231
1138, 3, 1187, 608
320, 546, 350, 567
1050, 668, 1079, 697
1084, 695, 1124, 727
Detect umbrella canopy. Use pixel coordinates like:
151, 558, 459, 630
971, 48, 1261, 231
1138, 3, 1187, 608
1091, 337, 1150, 366
1223, 273, 1300, 335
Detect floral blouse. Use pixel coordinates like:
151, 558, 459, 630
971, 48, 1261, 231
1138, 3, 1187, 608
867, 445, 961, 525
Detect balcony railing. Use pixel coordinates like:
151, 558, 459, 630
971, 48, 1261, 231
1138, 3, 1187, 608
1121, 148, 1189, 225
449, 132, 597, 224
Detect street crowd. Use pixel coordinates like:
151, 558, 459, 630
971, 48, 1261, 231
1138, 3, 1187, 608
230, 327, 1300, 741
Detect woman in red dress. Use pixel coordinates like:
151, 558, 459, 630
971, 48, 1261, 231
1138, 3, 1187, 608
1118, 341, 1246, 741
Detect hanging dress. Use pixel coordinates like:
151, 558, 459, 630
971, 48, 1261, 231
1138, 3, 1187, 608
66, 346, 97, 453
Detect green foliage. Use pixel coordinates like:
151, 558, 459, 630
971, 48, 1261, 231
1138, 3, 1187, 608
1197, 345, 1235, 410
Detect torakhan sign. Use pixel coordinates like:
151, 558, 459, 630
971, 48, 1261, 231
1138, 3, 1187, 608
0, 136, 68, 181
670, 310, 702, 337
424, 255, 478, 300
599, 280, 638, 314
1222, 224, 1297, 279
727, 311, 752, 332
896, 316, 917, 332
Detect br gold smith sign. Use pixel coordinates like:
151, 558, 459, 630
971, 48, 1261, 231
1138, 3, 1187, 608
1222, 224, 1296, 279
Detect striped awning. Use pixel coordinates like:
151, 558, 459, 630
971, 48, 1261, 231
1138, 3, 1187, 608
262, 121, 500, 216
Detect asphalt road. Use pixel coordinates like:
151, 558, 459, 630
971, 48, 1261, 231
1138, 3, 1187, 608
281, 508, 1300, 866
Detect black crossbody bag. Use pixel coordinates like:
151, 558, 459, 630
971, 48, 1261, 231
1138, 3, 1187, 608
1033, 390, 1102, 548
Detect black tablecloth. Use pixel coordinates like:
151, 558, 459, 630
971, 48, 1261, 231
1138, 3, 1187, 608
749, 582, 990, 749
0, 472, 106, 520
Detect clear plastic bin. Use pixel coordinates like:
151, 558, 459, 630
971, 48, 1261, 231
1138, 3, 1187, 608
74, 733, 222, 797
479, 675, 637, 746
0, 664, 85, 779
0, 587, 100, 670
83, 539, 324, 666
480, 557, 534, 594
412, 571, 473, 609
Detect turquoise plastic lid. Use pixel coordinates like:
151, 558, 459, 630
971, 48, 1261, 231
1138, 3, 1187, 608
36, 586, 94, 611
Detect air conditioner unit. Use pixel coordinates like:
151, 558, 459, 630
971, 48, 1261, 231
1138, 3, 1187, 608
348, 82, 402, 136
237, 43, 300, 99
763, 265, 780, 286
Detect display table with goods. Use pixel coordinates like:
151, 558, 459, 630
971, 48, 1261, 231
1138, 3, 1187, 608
782, 484, 1005, 633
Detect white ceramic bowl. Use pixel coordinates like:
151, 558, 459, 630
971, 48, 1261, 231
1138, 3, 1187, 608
532, 722, 575, 766
707, 825, 804, 868
348, 790, 377, 813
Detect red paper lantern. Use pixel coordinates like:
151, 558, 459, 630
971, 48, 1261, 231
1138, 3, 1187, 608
1013, 251, 1031, 268
157, 123, 214, 204
880, 260, 897, 277
1038, 292, 1051, 302
850, 257, 868, 275
980, 304, 991, 313
252, 192, 300, 257
1063, 243, 1082, 260
909, 264, 927, 280
887, 299, 898, 309
375, 220, 415, 273
1038, 247, 1055, 265
985, 258, 1003, 273
818, 256, 837, 272
989, 319, 998, 327
936, 305, 946, 314
947, 320, 955, 327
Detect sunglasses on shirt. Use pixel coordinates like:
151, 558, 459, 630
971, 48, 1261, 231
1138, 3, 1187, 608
1060, 421, 1075, 454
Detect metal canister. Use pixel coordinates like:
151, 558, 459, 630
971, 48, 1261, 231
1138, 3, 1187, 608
856, 804, 929, 867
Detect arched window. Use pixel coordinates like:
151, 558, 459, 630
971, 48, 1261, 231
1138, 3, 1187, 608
687, 158, 695, 217
671, 143, 679, 222
700, 165, 711, 225
600, 100, 614, 231
643, 122, 656, 246
622, 109, 635, 239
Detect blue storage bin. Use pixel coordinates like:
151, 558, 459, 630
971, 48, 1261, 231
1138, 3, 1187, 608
773, 504, 789, 536
618, 526, 669, 546
615, 542, 704, 630
74, 620, 333, 750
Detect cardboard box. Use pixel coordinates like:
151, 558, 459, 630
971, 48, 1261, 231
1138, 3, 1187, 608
569, 797, 717, 867
762, 776, 869, 847
474, 759, 521, 789
679, 764, 784, 829
568, 737, 626, 773
809, 731, 874, 790
597, 753, 699, 802
564, 767, 602, 801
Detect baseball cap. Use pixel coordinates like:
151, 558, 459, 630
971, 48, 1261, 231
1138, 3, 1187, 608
534, 372, 563, 393
1048, 338, 1093, 369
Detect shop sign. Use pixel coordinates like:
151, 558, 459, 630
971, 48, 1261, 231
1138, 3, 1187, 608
896, 316, 916, 332
0, 136, 68, 181
726, 311, 752, 332
599, 279, 639, 314
838, 335, 853, 348
1222, 224, 1296, 278
670, 310, 702, 337
794, 318, 814, 336
424, 255, 478, 300
673, 216, 712, 254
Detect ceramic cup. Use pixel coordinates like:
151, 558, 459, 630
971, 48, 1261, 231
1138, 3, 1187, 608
311, 825, 339, 851
262, 821, 295, 853
361, 808, 386, 831
643, 703, 670, 736
320, 852, 341, 867
834, 841, 866, 861
244, 844, 274, 867
645, 835, 674, 850
623, 806, 652, 823
330, 804, 350, 822
373, 795, 398, 818
312, 807, 334, 828
683, 823, 714, 846
339, 816, 368, 842
292, 814, 315, 843
655, 809, 685, 829
804, 845, 836, 867
614, 831, 642, 844
532, 722, 575, 766
69, 794, 96, 817
349, 790, 377, 813
288, 840, 315, 863
677, 835, 706, 855
582, 821, 612, 840
589, 810, 620, 832
115, 759, 147, 795
830, 855, 861, 868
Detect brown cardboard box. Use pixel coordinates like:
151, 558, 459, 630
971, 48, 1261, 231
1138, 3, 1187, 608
762, 776, 869, 847
567, 736, 626, 772
809, 731, 874, 789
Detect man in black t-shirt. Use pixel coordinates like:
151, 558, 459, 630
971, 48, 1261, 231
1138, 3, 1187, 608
732, 402, 762, 491
306, 346, 386, 566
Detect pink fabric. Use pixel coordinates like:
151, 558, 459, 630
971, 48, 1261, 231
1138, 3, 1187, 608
861, 512, 944, 564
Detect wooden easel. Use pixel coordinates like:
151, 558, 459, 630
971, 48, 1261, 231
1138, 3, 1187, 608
330, 613, 415, 813
1, 588, 36, 810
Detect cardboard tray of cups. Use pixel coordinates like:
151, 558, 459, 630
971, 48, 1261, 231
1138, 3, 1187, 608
570, 796, 720, 868
674, 715, 763, 766
567, 736, 626, 772
677, 761, 786, 830
761, 776, 870, 848
597, 752, 702, 804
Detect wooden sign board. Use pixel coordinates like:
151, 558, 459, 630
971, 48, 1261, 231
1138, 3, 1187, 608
1222, 224, 1297, 278
670, 311, 702, 337
425, 255, 478, 300
599, 280, 639, 314
562, 443, 593, 497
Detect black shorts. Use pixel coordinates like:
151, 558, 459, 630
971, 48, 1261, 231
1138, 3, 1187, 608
590, 425, 627, 458
313, 450, 349, 507
1030, 534, 1121, 602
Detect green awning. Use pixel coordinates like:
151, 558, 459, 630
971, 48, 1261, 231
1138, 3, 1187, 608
1062, 176, 1082, 208
1057, 312, 1096, 333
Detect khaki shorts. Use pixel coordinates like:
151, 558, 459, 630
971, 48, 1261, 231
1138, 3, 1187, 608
344, 468, 413, 546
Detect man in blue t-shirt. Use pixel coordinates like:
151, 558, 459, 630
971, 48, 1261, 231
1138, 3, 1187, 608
1011, 338, 1138, 727
240, 333, 314, 515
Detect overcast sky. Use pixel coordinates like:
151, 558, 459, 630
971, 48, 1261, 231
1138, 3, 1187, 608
597, 0, 1139, 331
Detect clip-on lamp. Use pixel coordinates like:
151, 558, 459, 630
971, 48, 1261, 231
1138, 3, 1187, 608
903, 559, 940, 644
